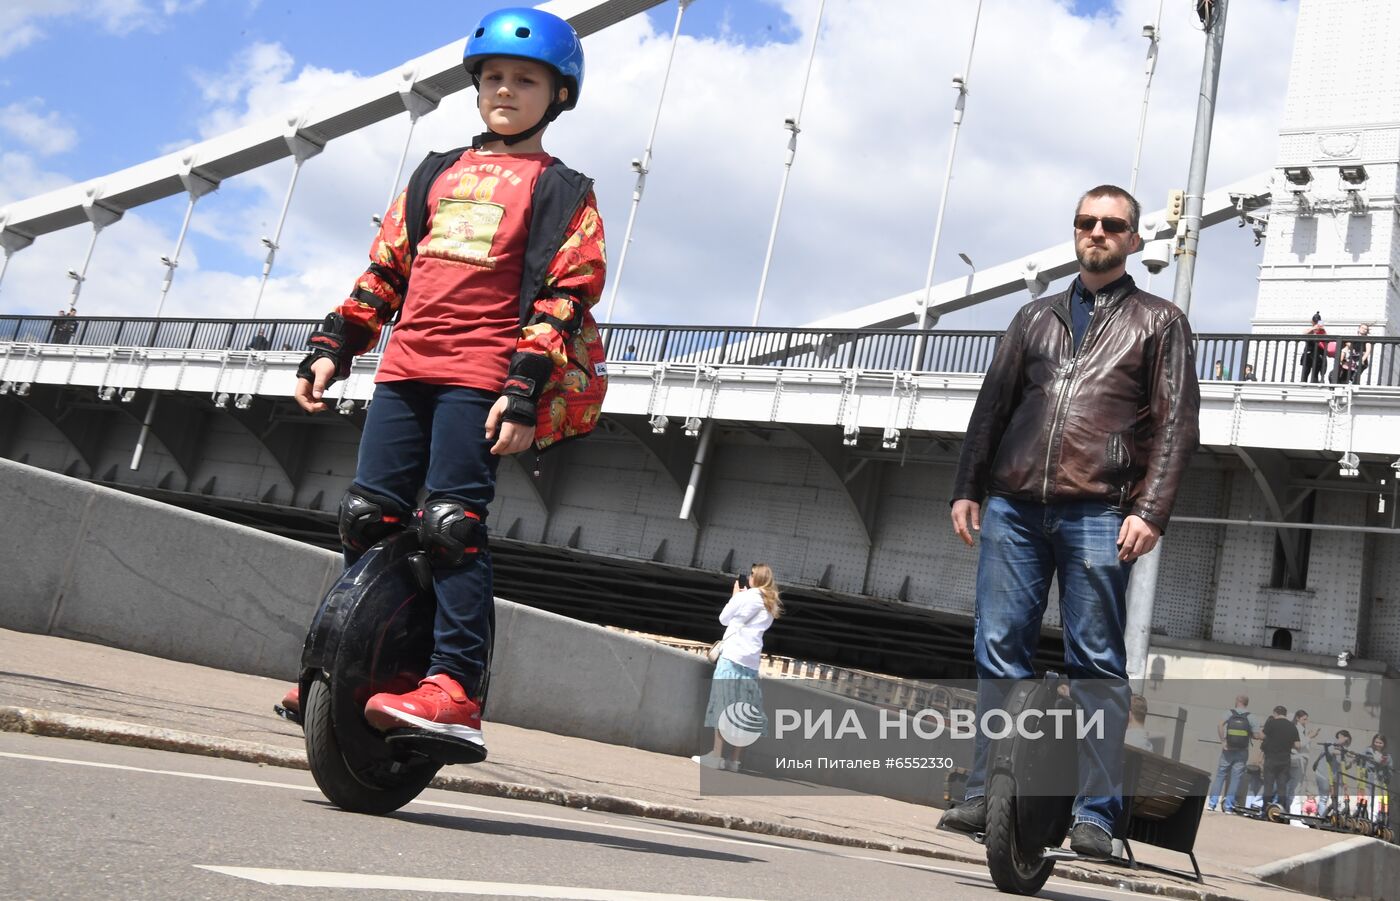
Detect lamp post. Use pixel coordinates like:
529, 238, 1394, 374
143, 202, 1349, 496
957, 251, 976, 295
1129, 0, 1165, 195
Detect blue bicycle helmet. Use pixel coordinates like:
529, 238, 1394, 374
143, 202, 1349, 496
463, 7, 585, 110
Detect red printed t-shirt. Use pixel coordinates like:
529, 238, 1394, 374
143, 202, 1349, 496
374, 150, 552, 391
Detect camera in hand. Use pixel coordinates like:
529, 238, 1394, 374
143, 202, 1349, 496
736, 572, 750, 589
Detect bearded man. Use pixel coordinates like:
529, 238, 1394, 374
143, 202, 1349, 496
937, 185, 1200, 858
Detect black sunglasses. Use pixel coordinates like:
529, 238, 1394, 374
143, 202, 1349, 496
1073, 215, 1133, 234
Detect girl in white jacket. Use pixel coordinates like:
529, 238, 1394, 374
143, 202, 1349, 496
693, 564, 783, 772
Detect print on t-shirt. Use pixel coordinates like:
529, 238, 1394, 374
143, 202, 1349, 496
424, 198, 504, 268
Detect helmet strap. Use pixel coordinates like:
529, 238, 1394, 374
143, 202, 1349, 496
471, 100, 566, 150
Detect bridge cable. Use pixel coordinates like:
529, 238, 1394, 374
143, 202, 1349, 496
750, 0, 827, 328
911, 0, 985, 369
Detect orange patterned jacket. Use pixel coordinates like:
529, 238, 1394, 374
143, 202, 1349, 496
334, 153, 607, 451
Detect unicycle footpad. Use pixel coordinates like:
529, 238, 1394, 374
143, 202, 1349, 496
383, 729, 489, 766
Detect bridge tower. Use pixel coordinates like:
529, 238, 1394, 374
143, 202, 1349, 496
1252, 0, 1400, 335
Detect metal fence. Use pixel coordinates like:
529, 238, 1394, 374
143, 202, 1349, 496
2, 315, 1397, 386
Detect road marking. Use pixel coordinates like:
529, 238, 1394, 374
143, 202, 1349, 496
4, 747, 1139, 896
0, 749, 791, 852
198, 866, 768, 900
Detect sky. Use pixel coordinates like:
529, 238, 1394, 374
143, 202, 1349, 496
0, 0, 1301, 334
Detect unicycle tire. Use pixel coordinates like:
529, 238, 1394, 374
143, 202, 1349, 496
304, 676, 438, 815
985, 771, 1056, 895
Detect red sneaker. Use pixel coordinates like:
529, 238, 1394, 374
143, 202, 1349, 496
273, 685, 301, 722
363, 673, 484, 745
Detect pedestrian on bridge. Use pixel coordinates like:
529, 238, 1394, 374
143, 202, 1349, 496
283, 7, 607, 753
939, 184, 1201, 860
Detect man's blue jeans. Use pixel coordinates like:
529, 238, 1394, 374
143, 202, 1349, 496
1208, 749, 1248, 811
962, 496, 1133, 837
349, 380, 500, 695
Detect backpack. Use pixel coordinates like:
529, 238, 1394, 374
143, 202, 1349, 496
1224, 711, 1252, 750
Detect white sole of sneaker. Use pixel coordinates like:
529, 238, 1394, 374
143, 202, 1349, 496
370, 708, 485, 745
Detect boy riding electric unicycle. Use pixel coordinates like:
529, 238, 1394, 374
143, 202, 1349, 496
291, 530, 489, 815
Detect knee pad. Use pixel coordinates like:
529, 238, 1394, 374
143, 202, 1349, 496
338, 488, 408, 554
418, 499, 488, 568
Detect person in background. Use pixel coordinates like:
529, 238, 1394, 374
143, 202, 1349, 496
1212, 360, 1230, 380
1207, 694, 1261, 812
1288, 708, 1319, 813
1260, 704, 1300, 808
1314, 729, 1352, 809
1300, 312, 1328, 383
1123, 694, 1152, 751
246, 329, 271, 351
1242, 363, 1257, 382
693, 564, 782, 773
1334, 324, 1372, 384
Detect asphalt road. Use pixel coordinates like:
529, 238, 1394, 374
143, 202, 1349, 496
1, 732, 1149, 901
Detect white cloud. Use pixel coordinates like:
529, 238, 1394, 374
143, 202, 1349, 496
3, 0, 1303, 340
0, 0, 200, 58
0, 100, 78, 156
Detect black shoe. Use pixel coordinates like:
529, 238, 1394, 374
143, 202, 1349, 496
1068, 823, 1112, 859
938, 797, 987, 834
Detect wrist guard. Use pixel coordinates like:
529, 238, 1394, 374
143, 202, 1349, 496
500, 351, 554, 426
296, 313, 373, 385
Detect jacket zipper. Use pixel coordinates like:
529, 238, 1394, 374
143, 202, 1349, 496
1042, 330, 1076, 501
1040, 291, 1118, 502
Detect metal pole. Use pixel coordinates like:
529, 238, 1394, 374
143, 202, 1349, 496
67, 224, 104, 312
1124, 540, 1162, 688
155, 195, 199, 319
376, 109, 425, 227
1171, 0, 1229, 316
0, 252, 10, 294
1130, 0, 1229, 687
130, 392, 160, 471
604, 0, 693, 324
679, 419, 716, 520
1129, 0, 1165, 195
751, 0, 826, 328
912, 0, 984, 367
251, 157, 306, 319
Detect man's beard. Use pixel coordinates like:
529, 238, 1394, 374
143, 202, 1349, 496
1077, 243, 1127, 273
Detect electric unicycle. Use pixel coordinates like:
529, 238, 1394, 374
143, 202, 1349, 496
979, 676, 1081, 895
293, 530, 488, 815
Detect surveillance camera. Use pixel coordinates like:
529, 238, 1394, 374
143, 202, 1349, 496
951, 75, 965, 88
1142, 24, 1156, 38
1141, 239, 1172, 274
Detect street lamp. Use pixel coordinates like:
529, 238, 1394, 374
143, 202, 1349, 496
957, 252, 975, 295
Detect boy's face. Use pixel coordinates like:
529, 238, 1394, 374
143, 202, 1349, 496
477, 57, 563, 137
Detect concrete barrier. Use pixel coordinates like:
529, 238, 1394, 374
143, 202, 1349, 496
0, 458, 712, 755
0, 458, 965, 793
1248, 834, 1400, 900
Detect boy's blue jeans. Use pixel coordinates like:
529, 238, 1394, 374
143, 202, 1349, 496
962, 496, 1133, 838
349, 380, 500, 695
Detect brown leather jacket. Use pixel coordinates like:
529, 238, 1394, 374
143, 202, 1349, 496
952, 277, 1200, 531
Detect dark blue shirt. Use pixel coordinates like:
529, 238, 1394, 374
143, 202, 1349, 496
1068, 273, 1133, 353
1069, 278, 1094, 353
